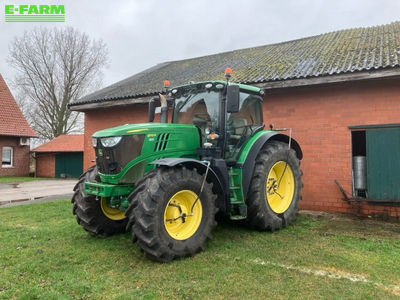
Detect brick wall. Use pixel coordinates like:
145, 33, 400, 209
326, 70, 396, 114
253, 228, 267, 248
262, 78, 400, 218
0, 136, 30, 176
35, 153, 55, 177
81, 78, 400, 218
83, 104, 149, 170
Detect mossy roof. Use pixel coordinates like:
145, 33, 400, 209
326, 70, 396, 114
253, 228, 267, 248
71, 21, 400, 107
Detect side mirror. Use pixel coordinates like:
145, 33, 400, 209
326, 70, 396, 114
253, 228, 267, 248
148, 98, 156, 122
226, 85, 240, 113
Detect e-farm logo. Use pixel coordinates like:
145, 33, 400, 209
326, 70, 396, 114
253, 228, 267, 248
5, 4, 65, 22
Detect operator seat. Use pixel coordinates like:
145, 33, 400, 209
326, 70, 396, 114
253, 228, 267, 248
179, 100, 210, 128
230, 118, 248, 140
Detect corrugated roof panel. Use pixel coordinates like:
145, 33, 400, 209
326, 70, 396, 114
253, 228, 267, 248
70, 21, 400, 107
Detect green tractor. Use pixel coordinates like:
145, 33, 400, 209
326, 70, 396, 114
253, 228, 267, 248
72, 69, 303, 262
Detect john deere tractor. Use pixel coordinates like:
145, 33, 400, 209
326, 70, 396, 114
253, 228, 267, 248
72, 69, 303, 262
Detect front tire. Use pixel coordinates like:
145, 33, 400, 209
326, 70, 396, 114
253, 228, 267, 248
246, 141, 302, 231
126, 167, 217, 262
72, 166, 127, 237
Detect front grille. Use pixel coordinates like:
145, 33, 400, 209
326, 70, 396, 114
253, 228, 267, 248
95, 134, 145, 174
154, 133, 170, 152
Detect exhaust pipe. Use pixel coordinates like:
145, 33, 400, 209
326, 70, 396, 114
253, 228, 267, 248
148, 97, 156, 122
159, 93, 168, 123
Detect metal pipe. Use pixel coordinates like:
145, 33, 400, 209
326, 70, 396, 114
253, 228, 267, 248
159, 93, 168, 123
353, 156, 367, 191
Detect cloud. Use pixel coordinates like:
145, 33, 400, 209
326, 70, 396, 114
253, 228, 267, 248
1, 0, 399, 88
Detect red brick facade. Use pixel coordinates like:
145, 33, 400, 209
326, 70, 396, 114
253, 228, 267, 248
0, 136, 31, 176
35, 153, 55, 177
262, 78, 400, 218
82, 78, 400, 218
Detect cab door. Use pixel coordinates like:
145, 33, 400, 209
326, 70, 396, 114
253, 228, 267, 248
225, 92, 263, 161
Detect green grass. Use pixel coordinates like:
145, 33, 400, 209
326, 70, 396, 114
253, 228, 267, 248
0, 177, 58, 183
0, 201, 399, 299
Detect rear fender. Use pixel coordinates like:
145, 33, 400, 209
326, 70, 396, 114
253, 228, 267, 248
239, 131, 302, 199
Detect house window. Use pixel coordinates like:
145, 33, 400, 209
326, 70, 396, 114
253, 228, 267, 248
350, 124, 400, 202
2, 147, 13, 167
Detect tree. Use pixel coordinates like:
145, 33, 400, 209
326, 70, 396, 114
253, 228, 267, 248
8, 27, 108, 140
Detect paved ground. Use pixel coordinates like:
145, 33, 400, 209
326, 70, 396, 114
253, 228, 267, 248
0, 193, 74, 207
0, 180, 76, 206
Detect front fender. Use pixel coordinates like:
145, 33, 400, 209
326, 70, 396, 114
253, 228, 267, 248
150, 158, 226, 211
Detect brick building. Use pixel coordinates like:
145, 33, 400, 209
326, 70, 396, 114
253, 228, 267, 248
0, 74, 37, 176
69, 22, 400, 218
33, 134, 83, 178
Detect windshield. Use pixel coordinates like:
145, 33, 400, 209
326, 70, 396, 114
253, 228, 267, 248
172, 90, 220, 135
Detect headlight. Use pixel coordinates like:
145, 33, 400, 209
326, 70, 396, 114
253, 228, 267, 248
92, 137, 98, 147
100, 136, 122, 148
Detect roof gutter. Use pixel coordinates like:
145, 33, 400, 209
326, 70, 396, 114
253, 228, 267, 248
0, 133, 38, 138
254, 68, 400, 90
69, 95, 153, 112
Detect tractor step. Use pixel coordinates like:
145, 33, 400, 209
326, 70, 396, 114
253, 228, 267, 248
230, 200, 245, 205
229, 205, 247, 220
229, 185, 241, 190
230, 215, 247, 220
228, 168, 246, 214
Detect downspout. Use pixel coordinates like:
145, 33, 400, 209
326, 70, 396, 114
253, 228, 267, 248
31, 151, 37, 178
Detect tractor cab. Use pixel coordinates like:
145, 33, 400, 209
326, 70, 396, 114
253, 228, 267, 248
151, 80, 265, 162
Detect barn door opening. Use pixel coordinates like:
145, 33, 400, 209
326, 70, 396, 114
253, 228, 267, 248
351, 131, 366, 197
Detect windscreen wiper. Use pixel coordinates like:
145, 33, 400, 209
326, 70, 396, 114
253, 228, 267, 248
176, 91, 195, 113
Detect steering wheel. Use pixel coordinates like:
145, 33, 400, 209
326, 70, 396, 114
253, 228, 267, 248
194, 113, 211, 121
232, 124, 254, 135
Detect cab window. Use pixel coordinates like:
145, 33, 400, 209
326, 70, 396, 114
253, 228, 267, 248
226, 92, 263, 159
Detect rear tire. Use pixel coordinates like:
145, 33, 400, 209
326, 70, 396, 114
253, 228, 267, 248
125, 167, 217, 262
246, 141, 302, 231
72, 166, 127, 237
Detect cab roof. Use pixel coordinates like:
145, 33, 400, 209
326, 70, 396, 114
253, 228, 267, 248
171, 80, 262, 94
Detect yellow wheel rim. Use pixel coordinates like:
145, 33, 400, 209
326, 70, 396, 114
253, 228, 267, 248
100, 197, 126, 221
266, 161, 295, 214
164, 190, 202, 240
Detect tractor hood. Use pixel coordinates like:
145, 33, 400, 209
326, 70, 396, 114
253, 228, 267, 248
92, 122, 201, 183
92, 123, 197, 138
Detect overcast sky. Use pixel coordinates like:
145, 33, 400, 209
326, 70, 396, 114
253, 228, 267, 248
1, 0, 399, 88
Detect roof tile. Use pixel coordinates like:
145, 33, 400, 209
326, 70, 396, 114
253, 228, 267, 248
32, 134, 83, 152
0, 74, 37, 137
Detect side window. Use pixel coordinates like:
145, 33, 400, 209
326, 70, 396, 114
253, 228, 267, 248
226, 93, 263, 160
2, 147, 13, 167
